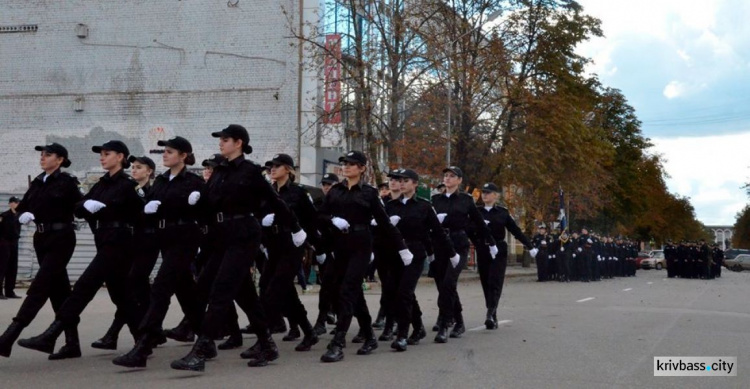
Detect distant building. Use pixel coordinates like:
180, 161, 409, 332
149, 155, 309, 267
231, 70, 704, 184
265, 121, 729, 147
706, 226, 733, 250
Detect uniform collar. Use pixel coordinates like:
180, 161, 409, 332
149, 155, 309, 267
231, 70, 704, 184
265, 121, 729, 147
221, 154, 246, 168
341, 179, 364, 191
274, 180, 292, 192
398, 194, 415, 204
36, 169, 62, 182
160, 166, 188, 180
101, 168, 127, 182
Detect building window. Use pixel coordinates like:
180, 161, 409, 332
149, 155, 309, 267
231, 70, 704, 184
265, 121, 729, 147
0, 24, 39, 34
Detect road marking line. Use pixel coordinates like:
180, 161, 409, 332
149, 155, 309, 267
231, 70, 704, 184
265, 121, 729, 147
623, 288, 632, 291
647, 282, 653, 285
468, 320, 512, 331
576, 297, 595, 303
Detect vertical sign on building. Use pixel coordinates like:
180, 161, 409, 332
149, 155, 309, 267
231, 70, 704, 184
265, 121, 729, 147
323, 34, 342, 124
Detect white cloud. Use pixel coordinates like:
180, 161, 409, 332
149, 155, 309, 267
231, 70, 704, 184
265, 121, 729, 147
651, 132, 750, 225
662, 81, 686, 99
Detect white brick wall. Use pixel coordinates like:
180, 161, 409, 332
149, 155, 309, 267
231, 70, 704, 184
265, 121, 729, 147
0, 0, 310, 191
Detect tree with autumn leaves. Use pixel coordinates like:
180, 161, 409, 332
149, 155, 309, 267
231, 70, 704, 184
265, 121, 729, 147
293, 0, 705, 241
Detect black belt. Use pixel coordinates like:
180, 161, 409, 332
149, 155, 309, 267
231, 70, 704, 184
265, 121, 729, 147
341, 224, 369, 234
141, 228, 157, 234
213, 212, 253, 224
443, 228, 466, 235
155, 219, 196, 229
93, 221, 133, 230
263, 225, 292, 235
36, 222, 74, 233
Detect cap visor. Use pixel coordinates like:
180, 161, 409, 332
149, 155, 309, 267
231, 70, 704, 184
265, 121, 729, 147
211, 130, 229, 138
34, 145, 47, 152
92, 146, 104, 153
338, 156, 362, 164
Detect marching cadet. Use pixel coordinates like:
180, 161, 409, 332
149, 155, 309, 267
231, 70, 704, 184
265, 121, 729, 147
431, 166, 497, 343
256, 153, 320, 357
384, 169, 459, 350
698, 239, 711, 279
577, 229, 593, 282
0, 196, 21, 299
91, 155, 158, 350
0, 144, 81, 358
113, 137, 207, 368
473, 183, 534, 329
664, 240, 677, 278
169, 125, 307, 371
676, 241, 688, 278
712, 244, 723, 278
317, 151, 413, 362
18, 141, 143, 360
312, 173, 339, 336
557, 231, 572, 282
532, 226, 549, 281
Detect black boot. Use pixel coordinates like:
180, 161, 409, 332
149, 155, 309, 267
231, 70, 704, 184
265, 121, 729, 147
112, 334, 153, 368
431, 314, 442, 332
240, 338, 261, 359
312, 319, 327, 336
239, 323, 254, 334
372, 308, 385, 329
356, 337, 378, 355
407, 325, 426, 346
49, 326, 81, 360
0, 321, 25, 357
320, 331, 346, 363
17, 320, 65, 354
170, 336, 215, 372
218, 330, 243, 350
378, 318, 395, 342
325, 312, 336, 325
351, 329, 366, 344
391, 337, 407, 352
246, 332, 279, 367
434, 323, 448, 344
450, 313, 466, 338
164, 317, 195, 343
282, 324, 301, 342
270, 318, 287, 334
485, 308, 497, 330
92, 318, 124, 350
294, 320, 319, 352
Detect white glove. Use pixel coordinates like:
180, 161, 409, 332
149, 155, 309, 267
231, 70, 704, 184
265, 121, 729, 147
144, 200, 161, 214
262, 213, 275, 227
484, 219, 490, 225
291, 229, 307, 247
437, 213, 447, 224
399, 249, 413, 266
370, 252, 374, 263
450, 253, 460, 268
572, 253, 577, 258
370, 219, 378, 226
316, 253, 326, 264
83, 199, 107, 214
551, 254, 556, 259
560, 247, 565, 252
389, 215, 401, 226
427, 254, 435, 263
577, 247, 583, 253
489, 245, 499, 259
597, 255, 601, 261
188, 191, 200, 205
332, 217, 350, 231
18, 212, 35, 224
260, 244, 268, 258
529, 248, 539, 258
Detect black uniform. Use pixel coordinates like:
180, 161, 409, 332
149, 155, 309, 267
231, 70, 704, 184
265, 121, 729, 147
0, 170, 81, 358
318, 180, 407, 355
473, 205, 531, 318
431, 191, 495, 335
385, 195, 456, 346
532, 233, 550, 281
664, 243, 677, 278
0, 209, 21, 297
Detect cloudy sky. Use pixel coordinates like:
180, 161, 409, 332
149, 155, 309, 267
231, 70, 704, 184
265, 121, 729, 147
576, 0, 750, 226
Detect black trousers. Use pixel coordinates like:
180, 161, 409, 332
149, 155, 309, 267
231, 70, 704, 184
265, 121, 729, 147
200, 219, 264, 339
13, 229, 75, 326
57, 228, 141, 331
139, 225, 203, 336
110, 231, 160, 330
0, 240, 19, 296
477, 243, 507, 310
316, 259, 335, 322
329, 230, 373, 336
386, 242, 426, 339
373, 244, 392, 320
262, 231, 309, 329
434, 233, 469, 323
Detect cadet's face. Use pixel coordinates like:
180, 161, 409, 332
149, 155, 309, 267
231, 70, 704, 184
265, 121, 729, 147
379, 187, 390, 197
321, 183, 332, 195
481, 191, 498, 205
443, 172, 461, 189
162, 147, 185, 168
400, 178, 417, 194
269, 164, 289, 181
219, 137, 241, 157
389, 177, 401, 192
9, 202, 18, 211
39, 151, 63, 171
130, 161, 152, 182
341, 161, 365, 179
202, 166, 213, 181
100, 151, 122, 171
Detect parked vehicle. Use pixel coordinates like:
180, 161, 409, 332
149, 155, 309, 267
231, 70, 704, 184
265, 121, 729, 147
724, 249, 750, 260
641, 251, 665, 270
724, 254, 750, 272
636, 252, 651, 269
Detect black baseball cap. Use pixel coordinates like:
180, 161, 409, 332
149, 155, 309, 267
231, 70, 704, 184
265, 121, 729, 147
35, 143, 72, 168
399, 168, 419, 181
127, 155, 156, 172
386, 169, 402, 179
321, 173, 339, 185
378, 183, 389, 189
212, 124, 252, 154
436, 183, 446, 189
442, 166, 463, 178
202, 154, 224, 168
8, 196, 20, 203
92, 140, 130, 156
481, 183, 499, 193
157, 136, 193, 153
265, 153, 295, 168
338, 150, 367, 165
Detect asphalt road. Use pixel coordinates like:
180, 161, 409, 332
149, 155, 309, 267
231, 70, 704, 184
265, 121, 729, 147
0, 269, 747, 389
